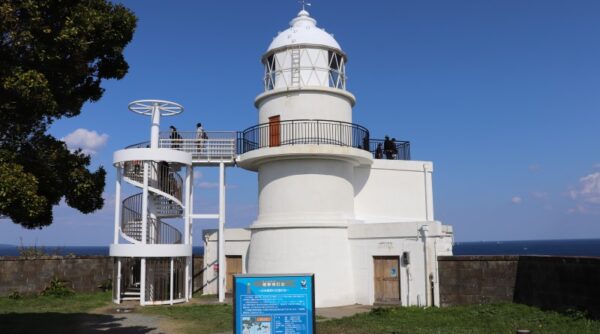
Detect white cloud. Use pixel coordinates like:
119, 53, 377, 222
62, 128, 109, 155
197, 182, 238, 190
593, 163, 600, 169
511, 196, 522, 204
578, 172, 600, 204
528, 192, 553, 210
528, 164, 541, 172
198, 182, 219, 189
566, 171, 600, 215
568, 189, 578, 200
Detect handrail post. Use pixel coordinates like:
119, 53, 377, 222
218, 162, 226, 303
113, 166, 122, 244
184, 165, 192, 301
141, 162, 149, 244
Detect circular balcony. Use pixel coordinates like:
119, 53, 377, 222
238, 119, 369, 152
236, 119, 374, 170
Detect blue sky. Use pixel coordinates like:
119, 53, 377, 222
1, 0, 599, 246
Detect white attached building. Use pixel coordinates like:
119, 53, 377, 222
203, 10, 453, 308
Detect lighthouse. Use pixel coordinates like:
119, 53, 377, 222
111, 6, 453, 309
237, 9, 371, 307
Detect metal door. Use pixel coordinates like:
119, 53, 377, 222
269, 115, 280, 147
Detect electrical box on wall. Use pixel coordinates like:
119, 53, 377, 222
402, 252, 410, 266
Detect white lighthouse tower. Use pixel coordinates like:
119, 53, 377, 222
237, 9, 372, 307
193, 7, 454, 308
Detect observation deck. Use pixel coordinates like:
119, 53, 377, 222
123, 122, 411, 166
126, 131, 237, 166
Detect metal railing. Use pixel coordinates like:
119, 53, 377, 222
369, 139, 411, 160
149, 161, 183, 202
237, 119, 370, 154
126, 131, 237, 161
122, 194, 143, 242
123, 160, 183, 202
121, 193, 182, 245
145, 257, 185, 303
124, 129, 412, 161
146, 217, 182, 244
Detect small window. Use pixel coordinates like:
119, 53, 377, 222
328, 51, 344, 89
265, 54, 277, 90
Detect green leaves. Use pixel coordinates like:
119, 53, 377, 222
0, 0, 136, 228
0, 154, 49, 228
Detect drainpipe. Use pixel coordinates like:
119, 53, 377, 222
406, 263, 411, 306
420, 225, 430, 306
433, 239, 440, 307
423, 163, 434, 221
218, 162, 226, 303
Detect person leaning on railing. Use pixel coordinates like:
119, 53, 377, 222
383, 136, 394, 159
170, 125, 181, 149
196, 123, 204, 151
391, 138, 398, 159
375, 143, 383, 159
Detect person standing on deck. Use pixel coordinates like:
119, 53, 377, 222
383, 135, 393, 159
196, 123, 205, 153
375, 143, 383, 159
170, 125, 181, 149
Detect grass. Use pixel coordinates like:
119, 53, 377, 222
0, 291, 112, 314
317, 304, 600, 334
0, 291, 113, 334
141, 303, 233, 334
2, 292, 599, 334
138, 301, 600, 334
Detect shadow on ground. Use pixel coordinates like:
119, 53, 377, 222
0, 313, 158, 334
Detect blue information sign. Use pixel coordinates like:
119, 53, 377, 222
233, 274, 315, 334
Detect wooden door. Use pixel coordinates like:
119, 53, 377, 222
269, 115, 281, 147
374, 256, 401, 304
226, 255, 242, 294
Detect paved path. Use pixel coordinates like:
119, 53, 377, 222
80, 302, 172, 334
210, 303, 373, 334
317, 304, 373, 319
81, 299, 372, 333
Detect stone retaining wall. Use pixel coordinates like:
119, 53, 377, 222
438, 255, 600, 318
0, 255, 205, 296
0, 256, 113, 296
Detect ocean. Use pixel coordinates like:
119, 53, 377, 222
453, 239, 600, 257
1, 239, 599, 257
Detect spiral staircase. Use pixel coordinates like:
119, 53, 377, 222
109, 100, 196, 305
110, 99, 236, 305
120, 160, 183, 245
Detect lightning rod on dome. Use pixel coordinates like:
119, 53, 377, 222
298, 0, 311, 11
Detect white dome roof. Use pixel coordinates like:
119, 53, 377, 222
267, 10, 341, 52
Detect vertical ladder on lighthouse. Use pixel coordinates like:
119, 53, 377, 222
291, 47, 301, 87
